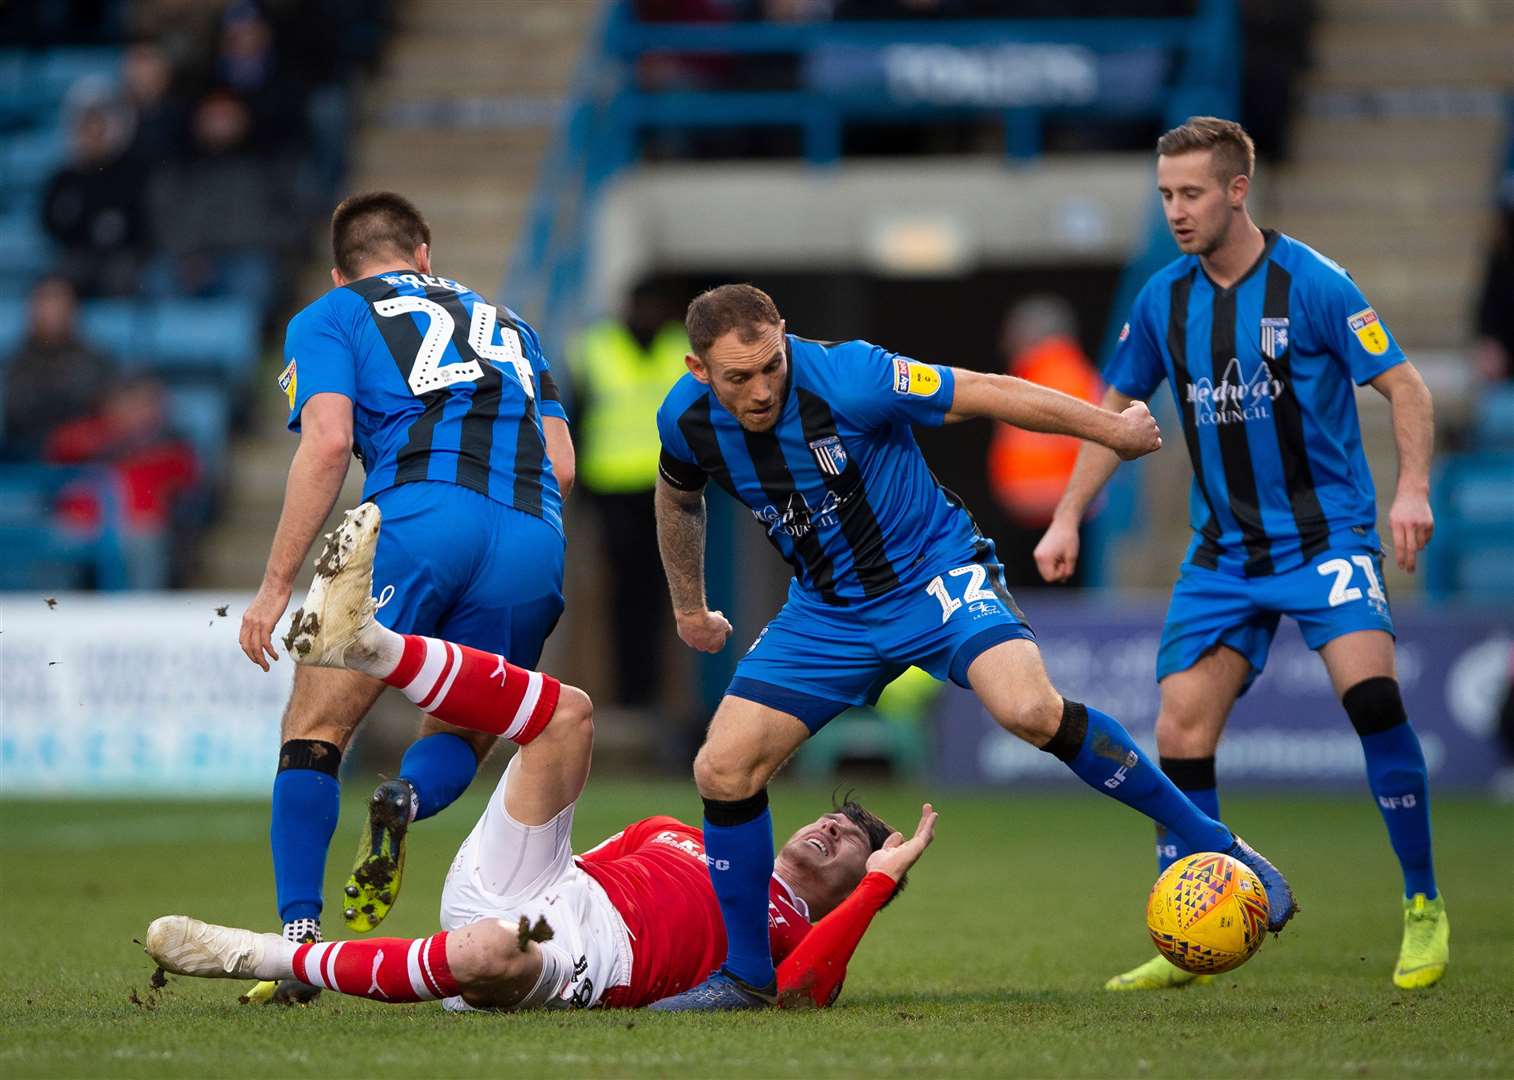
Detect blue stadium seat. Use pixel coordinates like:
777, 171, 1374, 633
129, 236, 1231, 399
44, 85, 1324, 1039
0, 209, 55, 287
163, 379, 230, 481
0, 464, 128, 590
1472, 385, 1514, 452
145, 299, 260, 376
1427, 452, 1514, 602
77, 300, 146, 360
1, 127, 69, 192
35, 48, 121, 104
0, 297, 26, 355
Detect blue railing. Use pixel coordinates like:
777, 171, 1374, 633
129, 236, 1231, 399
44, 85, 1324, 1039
506, 0, 1240, 366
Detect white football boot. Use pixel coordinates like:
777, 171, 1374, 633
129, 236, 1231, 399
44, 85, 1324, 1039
283, 503, 384, 668
145, 915, 289, 981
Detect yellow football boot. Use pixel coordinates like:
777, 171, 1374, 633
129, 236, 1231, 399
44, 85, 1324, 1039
342, 778, 415, 932
1105, 954, 1214, 991
1393, 893, 1449, 990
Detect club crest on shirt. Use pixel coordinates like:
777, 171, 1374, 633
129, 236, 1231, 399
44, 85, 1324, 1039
808, 435, 848, 476
1259, 317, 1289, 360
278, 358, 297, 410
1118, 321, 1130, 343
893, 358, 941, 397
1347, 307, 1389, 356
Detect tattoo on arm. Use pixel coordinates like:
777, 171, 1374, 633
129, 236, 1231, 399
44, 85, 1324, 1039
655, 480, 708, 614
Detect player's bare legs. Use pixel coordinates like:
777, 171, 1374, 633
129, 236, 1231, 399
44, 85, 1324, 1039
1318, 628, 1395, 693
1107, 645, 1248, 990
651, 696, 810, 1006
146, 911, 554, 1010
1155, 645, 1250, 757
1319, 629, 1446, 988
965, 637, 1295, 932
694, 696, 811, 802
247, 664, 386, 1004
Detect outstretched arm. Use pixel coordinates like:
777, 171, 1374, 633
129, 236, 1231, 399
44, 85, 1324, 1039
654, 475, 732, 653
1033, 386, 1135, 583
945, 369, 1159, 461
1369, 362, 1435, 572
776, 804, 938, 1009
240, 392, 353, 669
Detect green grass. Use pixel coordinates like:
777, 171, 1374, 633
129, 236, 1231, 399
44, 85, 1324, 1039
2, 782, 1511, 1078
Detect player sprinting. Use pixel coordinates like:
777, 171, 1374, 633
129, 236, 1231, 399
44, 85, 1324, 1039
149, 507, 935, 1010
236, 192, 574, 1001
645, 283, 1297, 1011
1034, 117, 1447, 991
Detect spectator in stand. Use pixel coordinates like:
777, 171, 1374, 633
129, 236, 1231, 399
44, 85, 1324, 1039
46, 374, 200, 589
41, 99, 149, 297
1, 276, 115, 460
985, 296, 1102, 586
119, 39, 190, 167
214, 2, 308, 153
125, 0, 222, 95
145, 89, 293, 312
1473, 207, 1514, 384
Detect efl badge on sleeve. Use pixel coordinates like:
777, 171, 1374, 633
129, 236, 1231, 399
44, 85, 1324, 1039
1259, 317, 1289, 360
277, 358, 297, 410
893, 359, 941, 397
808, 435, 848, 477
1118, 321, 1131, 343
1347, 307, 1390, 356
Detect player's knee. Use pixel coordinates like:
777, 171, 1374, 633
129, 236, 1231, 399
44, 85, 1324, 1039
545, 684, 594, 745
992, 688, 1063, 742
451, 919, 533, 988
1153, 708, 1221, 757
692, 744, 765, 801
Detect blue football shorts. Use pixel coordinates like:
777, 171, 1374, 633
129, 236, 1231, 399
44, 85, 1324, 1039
727, 556, 1036, 733
368, 481, 564, 668
1157, 543, 1395, 692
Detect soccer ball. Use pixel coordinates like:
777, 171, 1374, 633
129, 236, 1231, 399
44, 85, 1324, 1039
1146, 852, 1270, 974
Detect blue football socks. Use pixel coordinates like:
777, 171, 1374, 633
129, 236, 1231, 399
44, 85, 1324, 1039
270, 740, 342, 924
702, 791, 777, 989
1043, 701, 1233, 855
1345, 678, 1437, 899
1155, 755, 1221, 874
398, 732, 480, 822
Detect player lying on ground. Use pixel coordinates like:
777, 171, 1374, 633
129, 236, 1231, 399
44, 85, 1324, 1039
645, 283, 1297, 1011
148, 506, 935, 1009
237, 193, 575, 1001
1035, 117, 1448, 991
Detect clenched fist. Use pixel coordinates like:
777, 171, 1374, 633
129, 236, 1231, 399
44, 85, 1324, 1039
675, 608, 733, 653
1111, 400, 1162, 461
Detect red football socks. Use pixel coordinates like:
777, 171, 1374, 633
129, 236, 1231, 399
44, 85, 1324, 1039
293, 932, 458, 1002
382, 635, 560, 745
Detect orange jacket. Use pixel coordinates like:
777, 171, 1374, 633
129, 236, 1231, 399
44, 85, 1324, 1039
988, 335, 1103, 526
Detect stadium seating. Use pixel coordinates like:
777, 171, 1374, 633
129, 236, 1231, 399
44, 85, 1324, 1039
0, 34, 306, 589
0, 464, 129, 590
1427, 449, 1514, 603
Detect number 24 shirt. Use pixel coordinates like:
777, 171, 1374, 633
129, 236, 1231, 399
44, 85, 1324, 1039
280, 270, 568, 534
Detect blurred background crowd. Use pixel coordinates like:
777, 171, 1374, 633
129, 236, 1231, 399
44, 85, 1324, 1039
1, 0, 391, 586
2, 0, 1510, 793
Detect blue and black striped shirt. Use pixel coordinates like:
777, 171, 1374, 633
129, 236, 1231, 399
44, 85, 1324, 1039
658, 336, 1000, 605
1107, 231, 1406, 577
281, 270, 566, 534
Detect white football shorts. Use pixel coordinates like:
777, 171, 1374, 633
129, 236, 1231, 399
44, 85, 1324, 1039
438, 754, 633, 1011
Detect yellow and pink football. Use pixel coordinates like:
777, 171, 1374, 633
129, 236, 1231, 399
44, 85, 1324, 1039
1146, 852, 1270, 974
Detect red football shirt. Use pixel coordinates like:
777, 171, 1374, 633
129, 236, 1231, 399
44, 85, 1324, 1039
577, 816, 812, 1007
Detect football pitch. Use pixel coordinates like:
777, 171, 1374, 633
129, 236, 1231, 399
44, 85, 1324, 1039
2, 781, 1510, 1078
